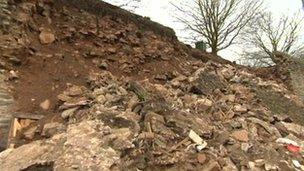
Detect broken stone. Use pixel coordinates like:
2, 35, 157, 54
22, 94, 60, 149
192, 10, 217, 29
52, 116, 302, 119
67, 85, 86, 96
42, 122, 65, 138
155, 74, 168, 81
273, 115, 293, 123
233, 104, 248, 113
276, 138, 299, 146
189, 69, 227, 95
265, 163, 278, 171
241, 143, 252, 152
231, 130, 249, 142
98, 61, 108, 70
197, 153, 207, 164
220, 67, 235, 80
201, 160, 221, 171
39, 30, 55, 44
107, 47, 117, 54
248, 117, 282, 138
278, 161, 294, 171
9, 70, 19, 80
60, 99, 90, 110
254, 159, 266, 167
222, 158, 238, 171
40, 99, 51, 110
108, 128, 135, 150
280, 122, 304, 137
224, 94, 236, 103
23, 126, 38, 140
195, 98, 213, 111
61, 107, 78, 119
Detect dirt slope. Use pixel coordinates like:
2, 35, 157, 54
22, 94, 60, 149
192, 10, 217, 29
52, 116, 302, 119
0, 0, 304, 170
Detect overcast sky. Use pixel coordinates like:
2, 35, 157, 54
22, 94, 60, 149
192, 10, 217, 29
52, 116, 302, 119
105, 0, 303, 61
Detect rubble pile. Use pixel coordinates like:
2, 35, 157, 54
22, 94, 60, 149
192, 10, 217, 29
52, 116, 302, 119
2, 61, 304, 170
0, 0, 228, 117
0, 0, 304, 170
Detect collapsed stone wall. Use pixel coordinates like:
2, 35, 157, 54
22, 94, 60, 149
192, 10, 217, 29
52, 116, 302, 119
272, 52, 304, 102
290, 59, 304, 102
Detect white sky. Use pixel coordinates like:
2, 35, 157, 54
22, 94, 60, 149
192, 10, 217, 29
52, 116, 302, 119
105, 0, 303, 61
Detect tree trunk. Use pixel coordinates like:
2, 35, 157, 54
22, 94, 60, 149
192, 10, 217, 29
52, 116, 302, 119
211, 45, 218, 55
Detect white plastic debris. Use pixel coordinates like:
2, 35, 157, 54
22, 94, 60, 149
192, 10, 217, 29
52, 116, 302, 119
276, 138, 299, 146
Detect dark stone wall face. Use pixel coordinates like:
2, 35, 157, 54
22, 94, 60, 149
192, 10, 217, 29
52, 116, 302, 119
0, 74, 13, 151
290, 59, 304, 102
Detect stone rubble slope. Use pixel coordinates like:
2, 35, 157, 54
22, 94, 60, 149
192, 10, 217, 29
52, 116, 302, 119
1, 61, 304, 170
0, 0, 304, 171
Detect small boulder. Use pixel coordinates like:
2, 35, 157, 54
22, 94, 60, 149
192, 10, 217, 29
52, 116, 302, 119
42, 122, 65, 138
231, 130, 249, 142
281, 122, 304, 137
23, 126, 38, 140
233, 104, 248, 113
39, 30, 55, 44
61, 107, 78, 119
40, 99, 51, 110
195, 98, 213, 111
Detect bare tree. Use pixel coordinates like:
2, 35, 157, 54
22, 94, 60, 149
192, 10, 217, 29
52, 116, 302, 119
240, 12, 304, 67
172, 0, 262, 55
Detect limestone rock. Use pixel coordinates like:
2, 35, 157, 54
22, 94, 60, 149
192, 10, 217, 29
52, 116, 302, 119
231, 130, 249, 142
39, 30, 55, 44
40, 99, 50, 110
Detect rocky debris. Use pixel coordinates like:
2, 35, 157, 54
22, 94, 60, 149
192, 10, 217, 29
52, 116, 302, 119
0, 0, 304, 170
280, 122, 304, 138
41, 122, 65, 138
231, 130, 249, 142
0, 121, 123, 170
57, 84, 91, 110
22, 126, 38, 140
188, 67, 227, 95
2, 61, 304, 170
61, 107, 78, 119
8, 70, 18, 80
